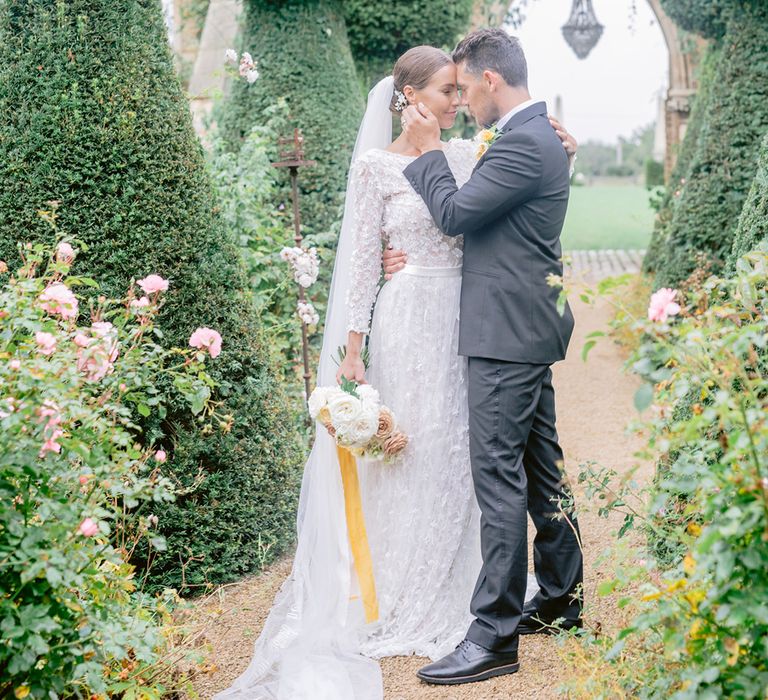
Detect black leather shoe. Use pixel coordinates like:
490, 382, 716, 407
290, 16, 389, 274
518, 608, 583, 635
416, 639, 519, 685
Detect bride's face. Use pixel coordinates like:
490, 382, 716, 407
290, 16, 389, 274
405, 64, 460, 129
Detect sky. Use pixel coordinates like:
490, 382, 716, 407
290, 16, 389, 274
508, 0, 668, 144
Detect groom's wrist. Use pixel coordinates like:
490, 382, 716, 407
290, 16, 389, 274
421, 140, 443, 154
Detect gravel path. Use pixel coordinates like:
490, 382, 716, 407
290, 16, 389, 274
183, 283, 651, 699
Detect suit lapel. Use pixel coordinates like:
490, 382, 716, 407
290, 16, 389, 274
499, 101, 548, 134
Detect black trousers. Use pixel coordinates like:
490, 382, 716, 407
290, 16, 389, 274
465, 358, 583, 653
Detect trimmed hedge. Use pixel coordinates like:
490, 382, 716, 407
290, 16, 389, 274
643, 46, 720, 275
728, 132, 768, 266
0, 0, 302, 590
651, 3, 768, 287
216, 0, 364, 238
659, 0, 734, 39
342, 0, 475, 84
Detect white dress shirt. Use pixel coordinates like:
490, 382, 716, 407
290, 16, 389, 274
495, 98, 539, 130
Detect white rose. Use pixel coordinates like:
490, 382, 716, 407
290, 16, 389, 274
307, 386, 331, 419
356, 384, 380, 407
327, 389, 361, 427
224, 48, 238, 64
297, 301, 319, 325
297, 273, 315, 288
328, 391, 367, 445
351, 413, 379, 446
356, 386, 381, 426
246, 68, 260, 84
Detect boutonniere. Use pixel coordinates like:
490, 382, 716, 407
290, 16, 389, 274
475, 125, 502, 160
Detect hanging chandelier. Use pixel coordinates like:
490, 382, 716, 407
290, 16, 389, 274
562, 0, 604, 60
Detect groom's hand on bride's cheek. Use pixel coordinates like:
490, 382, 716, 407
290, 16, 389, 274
548, 115, 578, 157
382, 246, 407, 280
402, 104, 441, 153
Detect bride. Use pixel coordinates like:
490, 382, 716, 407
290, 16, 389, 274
215, 46, 574, 700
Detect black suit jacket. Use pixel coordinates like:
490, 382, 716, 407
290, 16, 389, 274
403, 101, 574, 364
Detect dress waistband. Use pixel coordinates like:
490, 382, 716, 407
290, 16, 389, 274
399, 264, 462, 278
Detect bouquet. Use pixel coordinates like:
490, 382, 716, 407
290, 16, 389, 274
308, 378, 408, 462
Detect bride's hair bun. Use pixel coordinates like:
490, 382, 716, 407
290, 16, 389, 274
390, 45, 452, 115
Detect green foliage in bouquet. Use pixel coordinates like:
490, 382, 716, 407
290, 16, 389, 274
569, 247, 768, 698
216, 0, 364, 239
651, 4, 768, 287
342, 0, 475, 85
728, 131, 768, 266
0, 0, 302, 590
0, 240, 213, 698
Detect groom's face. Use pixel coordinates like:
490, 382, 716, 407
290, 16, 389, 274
456, 62, 501, 129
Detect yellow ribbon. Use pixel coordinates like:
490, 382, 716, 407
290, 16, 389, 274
336, 446, 379, 623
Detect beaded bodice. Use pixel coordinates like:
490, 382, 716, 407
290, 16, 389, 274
345, 138, 476, 333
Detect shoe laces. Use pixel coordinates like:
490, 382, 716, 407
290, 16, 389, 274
456, 639, 473, 654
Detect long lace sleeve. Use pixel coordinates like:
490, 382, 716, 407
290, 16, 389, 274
345, 156, 386, 334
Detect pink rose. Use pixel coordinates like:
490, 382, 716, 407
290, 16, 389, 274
39, 282, 78, 320
648, 288, 681, 323
34, 331, 57, 356
137, 274, 169, 295
39, 428, 64, 457
154, 449, 167, 463
189, 327, 222, 359
0, 397, 18, 419
78, 518, 99, 537
56, 241, 76, 264
79, 475, 89, 485
75, 322, 119, 381
37, 400, 62, 429
73, 332, 91, 348
90, 322, 119, 360
130, 296, 150, 308
9, 359, 20, 370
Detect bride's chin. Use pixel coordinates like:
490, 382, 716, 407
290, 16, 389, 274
440, 114, 457, 129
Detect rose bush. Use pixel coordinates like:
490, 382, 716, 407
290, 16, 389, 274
565, 245, 768, 698
0, 233, 225, 698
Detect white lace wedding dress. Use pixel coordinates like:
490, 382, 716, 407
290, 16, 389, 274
346, 140, 483, 661
215, 132, 536, 700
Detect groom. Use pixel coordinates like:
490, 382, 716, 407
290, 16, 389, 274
394, 29, 583, 685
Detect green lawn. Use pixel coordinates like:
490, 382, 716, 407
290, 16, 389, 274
561, 184, 656, 250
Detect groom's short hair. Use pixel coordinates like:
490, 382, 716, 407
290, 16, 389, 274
452, 29, 528, 89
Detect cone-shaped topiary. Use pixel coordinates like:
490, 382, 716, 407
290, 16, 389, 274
643, 46, 720, 275
728, 131, 768, 267
0, 0, 302, 590
652, 2, 768, 287
342, 0, 475, 85
216, 0, 364, 239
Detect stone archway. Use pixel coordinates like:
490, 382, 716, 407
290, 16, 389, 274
473, 1, 705, 179
645, 0, 706, 177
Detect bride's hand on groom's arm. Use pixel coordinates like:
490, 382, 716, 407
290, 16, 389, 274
383, 246, 407, 280
548, 115, 578, 157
